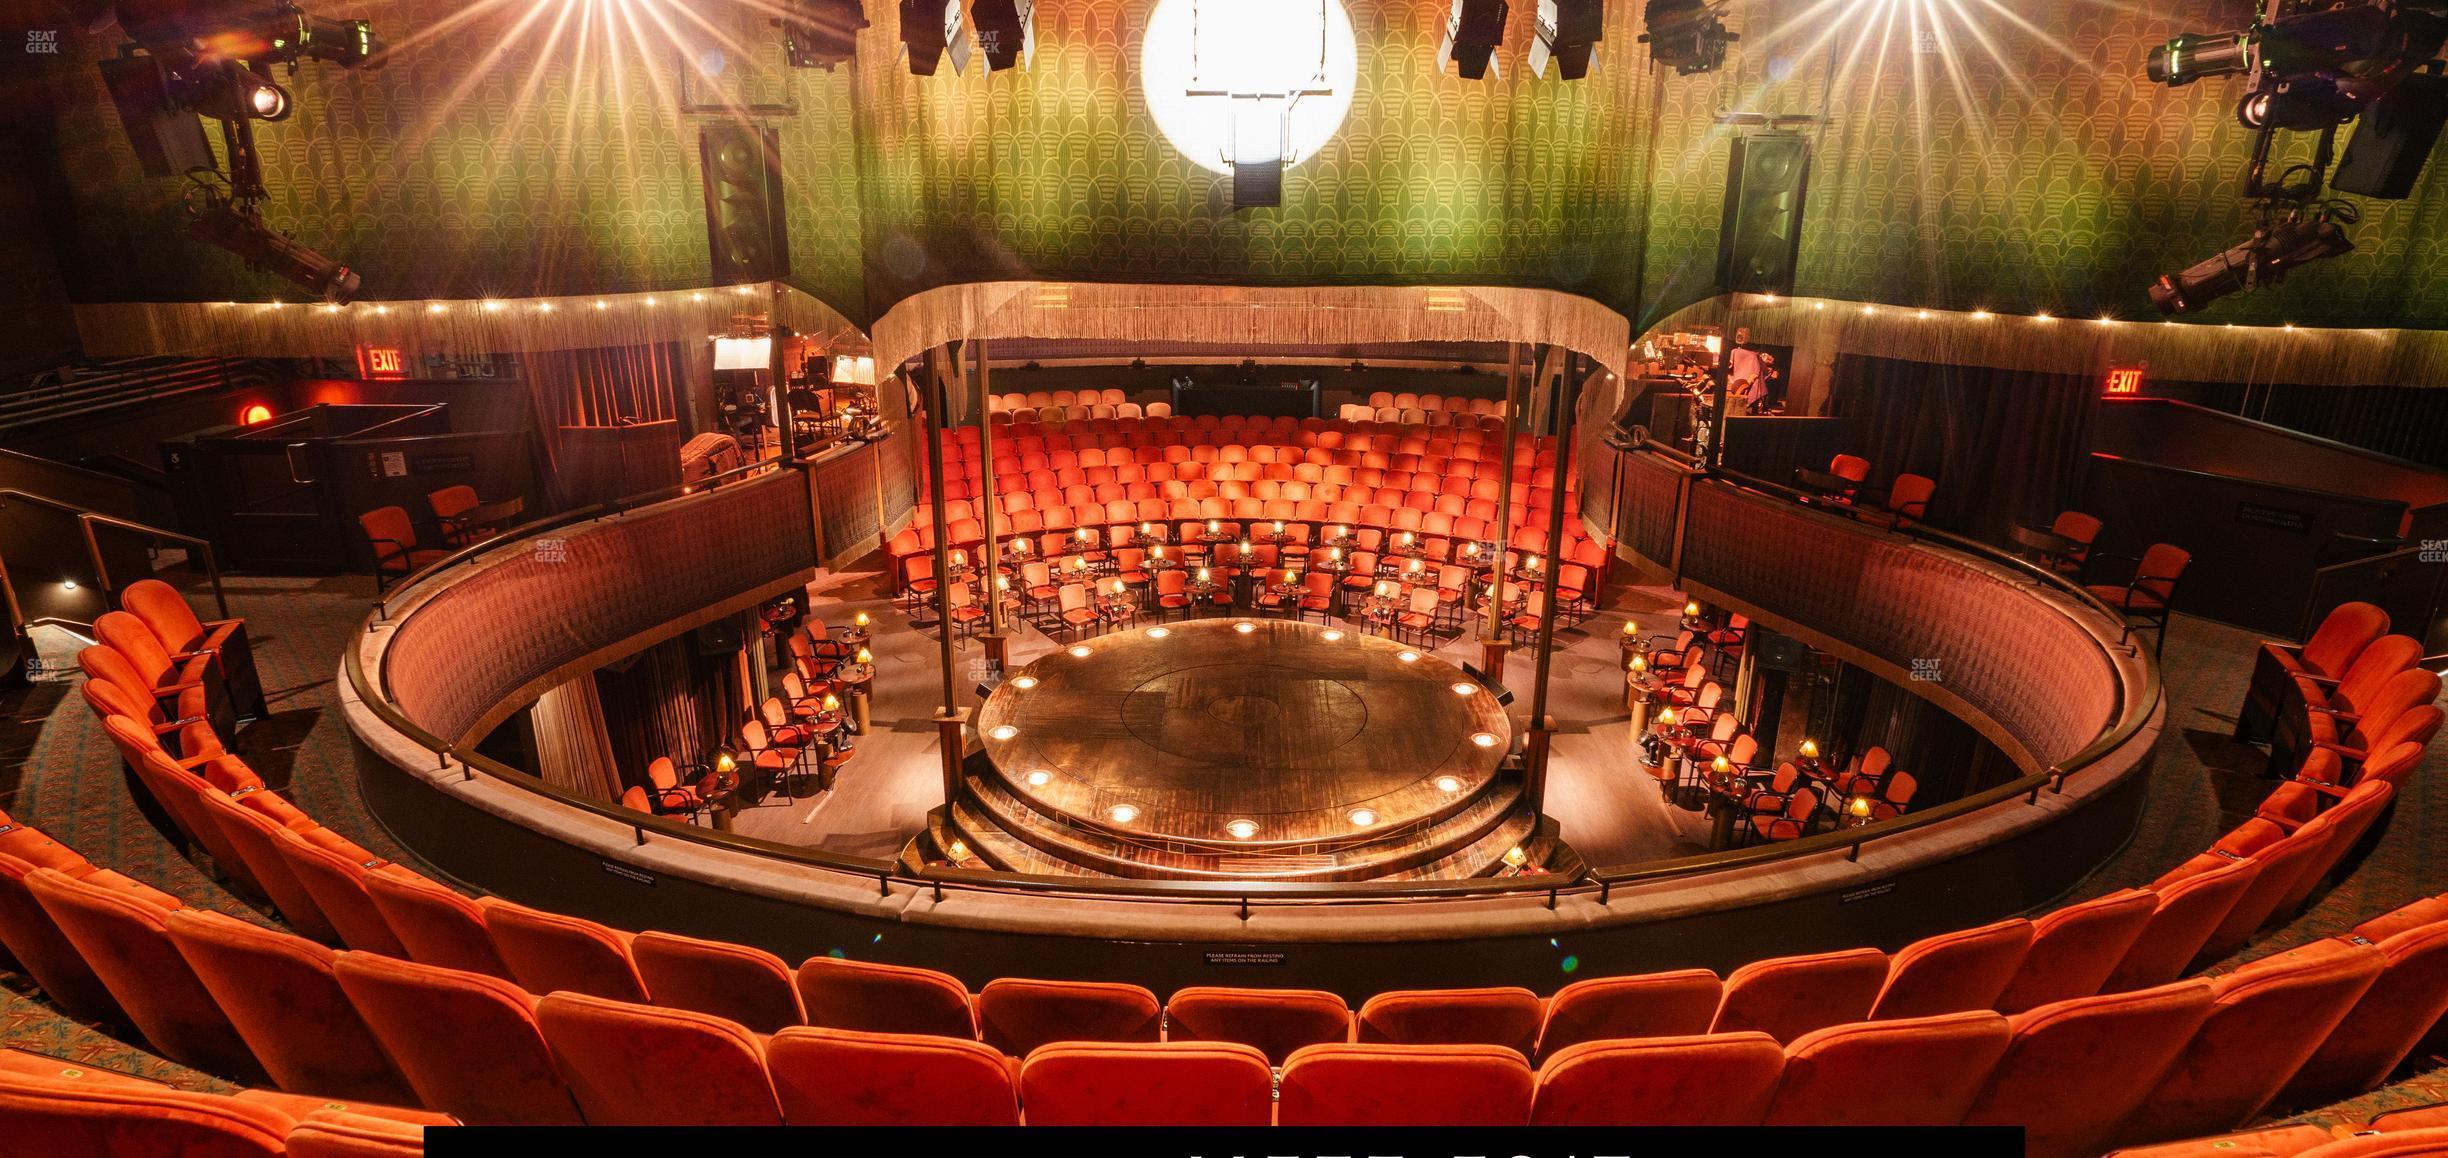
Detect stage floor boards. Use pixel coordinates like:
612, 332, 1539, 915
725, 557, 1700, 871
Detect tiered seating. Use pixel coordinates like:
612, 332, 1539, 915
20, 575, 2448, 1149
0, 1049, 446, 1158
891, 413, 1599, 647
1335, 391, 1506, 425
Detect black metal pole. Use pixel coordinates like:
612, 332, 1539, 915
1524, 350, 1584, 811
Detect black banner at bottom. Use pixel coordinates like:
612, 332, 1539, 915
428, 1125, 2024, 1156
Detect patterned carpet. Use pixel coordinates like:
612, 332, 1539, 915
2, 574, 2443, 1130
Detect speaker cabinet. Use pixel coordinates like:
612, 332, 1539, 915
2335, 73, 2448, 201
1716, 132, 1812, 297
698, 123, 789, 285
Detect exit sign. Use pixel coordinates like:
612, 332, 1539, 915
360, 346, 408, 379
2104, 365, 2146, 395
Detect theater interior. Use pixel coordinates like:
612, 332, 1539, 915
5, 0, 2448, 1152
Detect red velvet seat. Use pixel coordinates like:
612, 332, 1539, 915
1871, 917, 2034, 1019
1162, 986, 1351, 1066
163, 910, 418, 1105
2104, 857, 2263, 992
533, 991, 782, 1125
978, 978, 1162, 1056
2295, 1128, 2448, 1157
632, 929, 804, 1035
1355, 985, 1543, 1057
0, 1064, 295, 1158
2122, 943, 2385, 1144
1961, 981, 2218, 1158
2187, 826, 2346, 968
0, 847, 131, 1027
23, 867, 268, 1085
2102, 1123, 2341, 1158
1277, 1043, 1533, 1125
361, 870, 512, 979
476, 896, 649, 1001
794, 955, 977, 1038
2272, 924, 2448, 1109
2240, 600, 2389, 743
1997, 889, 2158, 1013
92, 612, 226, 730
1765, 1010, 2013, 1126
1018, 1042, 1273, 1126
332, 951, 584, 1125
2354, 893, 2448, 943
767, 1026, 1019, 1125
189, 790, 342, 946
1711, 947, 1889, 1043
121, 578, 262, 720
1530, 1032, 1786, 1126
1534, 969, 1723, 1059
282, 1108, 436, 1158
267, 827, 411, 957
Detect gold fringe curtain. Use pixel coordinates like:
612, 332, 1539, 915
869, 281, 1635, 381
526, 342, 686, 430
527, 675, 622, 802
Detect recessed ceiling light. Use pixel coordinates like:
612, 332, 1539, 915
1025, 770, 1051, 786
1348, 808, 1377, 827
1109, 804, 1140, 823
1225, 819, 1258, 839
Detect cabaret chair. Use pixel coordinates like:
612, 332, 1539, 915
356, 507, 450, 595
2086, 542, 2193, 661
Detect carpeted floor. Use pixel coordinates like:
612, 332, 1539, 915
3, 572, 2444, 1129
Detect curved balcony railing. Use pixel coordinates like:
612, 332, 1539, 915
343, 439, 2160, 912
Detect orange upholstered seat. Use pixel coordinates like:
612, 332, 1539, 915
186, 790, 340, 945
1871, 917, 2034, 1019
1534, 969, 1723, 1059
2105, 857, 2263, 992
794, 956, 976, 1038
2276, 923, 2448, 1109
268, 828, 409, 957
1962, 981, 2218, 1158
1711, 947, 1889, 1042
476, 896, 648, 1001
631, 930, 803, 1034
360, 870, 511, 979
0, 849, 129, 1027
2121, 941, 2386, 1144
2101, 1122, 2341, 1158
533, 991, 782, 1126
977, 977, 1162, 1056
1765, 1010, 2012, 1126
1996, 889, 2158, 1013
282, 1108, 436, 1158
2296, 1128, 2448, 1157
331, 951, 584, 1125
1530, 1033, 1786, 1126
23, 867, 268, 1085
1162, 986, 1351, 1065
0, 1064, 296, 1158
2187, 827, 2345, 968
121, 578, 261, 718
1019, 1041, 1273, 1126
1276, 1043, 1533, 1126
1355, 986, 1543, 1057
767, 1026, 1019, 1125
163, 910, 417, 1105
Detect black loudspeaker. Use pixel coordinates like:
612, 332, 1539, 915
1443, 0, 1508, 80
2335, 73, 2448, 200
698, 123, 789, 284
1716, 133, 1812, 297
695, 618, 744, 657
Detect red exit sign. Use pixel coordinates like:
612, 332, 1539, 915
360, 346, 407, 379
2104, 365, 2146, 395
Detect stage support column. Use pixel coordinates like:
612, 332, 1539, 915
1480, 342, 1528, 682
1704, 300, 1732, 473
768, 282, 797, 464
920, 346, 965, 802
974, 338, 1009, 673
1523, 351, 1584, 814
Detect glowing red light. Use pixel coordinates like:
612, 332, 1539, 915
239, 403, 275, 426
2104, 366, 2146, 396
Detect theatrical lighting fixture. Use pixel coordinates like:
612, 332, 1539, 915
2148, 212, 2357, 315
900, 0, 972, 76
1639, 0, 1733, 77
1533, 0, 1605, 79
971, 0, 1034, 72
187, 202, 360, 302
778, 0, 868, 70
1440, 0, 1508, 80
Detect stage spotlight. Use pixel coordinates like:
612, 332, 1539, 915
1639, 0, 1733, 77
1533, 0, 1605, 80
900, 0, 972, 76
778, 0, 868, 70
1440, 0, 1508, 80
2148, 215, 2355, 315
187, 202, 361, 303
971, 0, 1033, 72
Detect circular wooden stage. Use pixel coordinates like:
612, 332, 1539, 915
925, 620, 1569, 881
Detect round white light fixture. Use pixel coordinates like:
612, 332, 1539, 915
1234, 621, 1256, 634
1434, 775, 1463, 792
1011, 676, 1039, 690
1069, 645, 1093, 657
1397, 650, 1420, 663
1225, 819, 1259, 839
1471, 732, 1499, 748
1450, 682, 1476, 696
988, 725, 1018, 741
1140, 0, 1358, 176
1109, 804, 1141, 823
1348, 808, 1377, 827
1147, 626, 1171, 638
1321, 629, 1344, 641
1025, 769, 1052, 787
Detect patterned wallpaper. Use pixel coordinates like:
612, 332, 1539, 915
27, 0, 2448, 333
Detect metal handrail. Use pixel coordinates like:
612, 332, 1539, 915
340, 443, 2161, 907
0, 488, 228, 619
